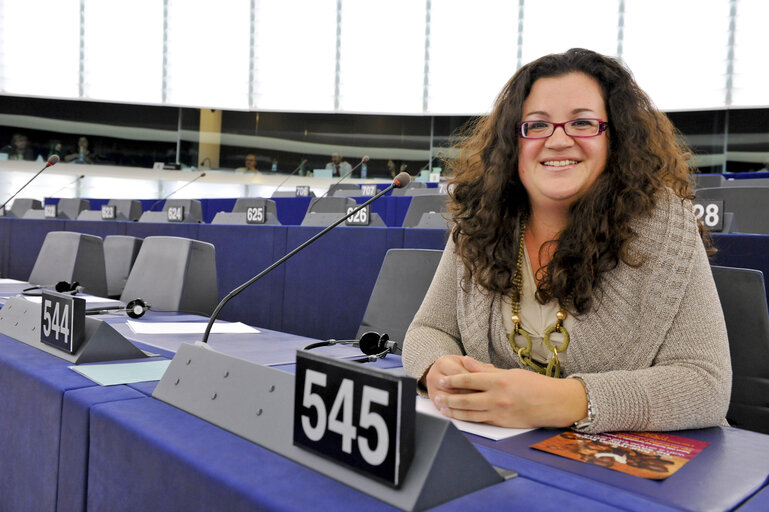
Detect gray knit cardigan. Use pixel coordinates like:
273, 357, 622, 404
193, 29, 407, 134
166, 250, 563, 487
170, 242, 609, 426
403, 190, 732, 433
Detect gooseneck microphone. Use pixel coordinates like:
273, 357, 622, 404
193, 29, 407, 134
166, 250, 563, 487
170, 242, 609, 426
0, 154, 59, 212
149, 172, 206, 211
201, 171, 411, 344
308, 155, 369, 213
273, 159, 309, 192
48, 174, 85, 198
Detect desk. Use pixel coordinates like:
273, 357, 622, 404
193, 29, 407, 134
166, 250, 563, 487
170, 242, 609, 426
0, 315, 768, 512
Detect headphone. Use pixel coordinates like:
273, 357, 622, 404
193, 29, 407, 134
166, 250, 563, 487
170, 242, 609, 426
85, 298, 151, 319
22, 281, 82, 296
303, 331, 398, 363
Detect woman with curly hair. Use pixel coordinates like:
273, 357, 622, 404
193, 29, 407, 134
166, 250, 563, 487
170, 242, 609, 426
402, 48, 731, 434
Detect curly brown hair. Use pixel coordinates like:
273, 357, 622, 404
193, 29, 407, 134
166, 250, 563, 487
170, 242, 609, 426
448, 48, 698, 314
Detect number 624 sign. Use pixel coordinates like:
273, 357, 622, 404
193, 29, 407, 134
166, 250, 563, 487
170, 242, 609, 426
293, 351, 416, 487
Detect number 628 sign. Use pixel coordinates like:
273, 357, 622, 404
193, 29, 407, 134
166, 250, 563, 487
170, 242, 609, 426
293, 351, 416, 487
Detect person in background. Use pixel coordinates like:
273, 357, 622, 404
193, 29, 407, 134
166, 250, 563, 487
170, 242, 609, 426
64, 136, 94, 164
387, 159, 399, 178
1, 134, 35, 160
402, 48, 731, 434
236, 153, 259, 173
325, 152, 352, 177
46, 139, 65, 161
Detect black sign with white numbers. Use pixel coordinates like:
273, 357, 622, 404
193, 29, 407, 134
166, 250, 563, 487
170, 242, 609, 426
360, 184, 377, 196
345, 205, 370, 226
246, 206, 266, 224
693, 199, 724, 232
167, 205, 185, 222
40, 291, 86, 353
293, 351, 415, 487
295, 185, 311, 197
101, 205, 117, 220
44, 204, 57, 218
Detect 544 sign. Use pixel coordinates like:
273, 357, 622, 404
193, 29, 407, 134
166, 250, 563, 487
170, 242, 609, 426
40, 291, 86, 353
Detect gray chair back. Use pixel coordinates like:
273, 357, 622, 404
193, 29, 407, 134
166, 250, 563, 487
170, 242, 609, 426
120, 236, 218, 315
57, 198, 90, 219
28, 231, 108, 297
692, 174, 725, 188
402, 195, 448, 227
9, 198, 42, 217
305, 196, 355, 215
695, 187, 769, 234
356, 249, 444, 349
164, 199, 203, 223
107, 199, 143, 221
391, 181, 427, 196
711, 265, 769, 434
104, 236, 143, 298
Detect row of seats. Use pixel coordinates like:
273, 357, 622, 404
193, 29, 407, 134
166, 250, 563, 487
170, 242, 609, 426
28, 232, 219, 316
7, 195, 451, 229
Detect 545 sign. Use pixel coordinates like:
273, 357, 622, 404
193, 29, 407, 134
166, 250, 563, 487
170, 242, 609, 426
40, 291, 86, 353
293, 351, 416, 487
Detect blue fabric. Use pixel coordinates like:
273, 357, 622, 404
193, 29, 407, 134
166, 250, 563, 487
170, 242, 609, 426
203, 198, 238, 223
4, 217, 64, 279
64, 219, 128, 238
738, 485, 769, 512
197, 224, 288, 330
281, 226, 401, 339
58, 386, 145, 512
271, 197, 313, 225
124, 221, 201, 240
471, 427, 769, 512
0, 334, 96, 512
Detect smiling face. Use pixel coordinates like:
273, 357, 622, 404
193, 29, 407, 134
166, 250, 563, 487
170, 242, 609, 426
517, 72, 609, 213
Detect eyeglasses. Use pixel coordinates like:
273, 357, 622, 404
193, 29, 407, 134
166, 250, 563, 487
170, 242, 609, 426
518, 118, 609, 139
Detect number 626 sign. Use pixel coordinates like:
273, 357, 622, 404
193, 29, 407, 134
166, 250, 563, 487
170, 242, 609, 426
293, 351, 416, 487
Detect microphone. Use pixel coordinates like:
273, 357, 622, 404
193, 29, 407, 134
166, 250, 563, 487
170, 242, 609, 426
149, 172, 206, 211
201, 171, 411, 344
273, 159, 309, 192
0, 155, 59, 212
48, 174, 85, 198
308, 155, 369, 213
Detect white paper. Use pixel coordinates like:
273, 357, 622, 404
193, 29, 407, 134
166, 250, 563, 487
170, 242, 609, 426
416, 396, 532, 441
126, 320, 260, 335
0, 278, 25, 284
69, 360, 171, 386
21, 295, 123, 305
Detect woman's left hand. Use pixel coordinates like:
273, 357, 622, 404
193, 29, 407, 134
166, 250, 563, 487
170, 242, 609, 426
431, 356, 588, 428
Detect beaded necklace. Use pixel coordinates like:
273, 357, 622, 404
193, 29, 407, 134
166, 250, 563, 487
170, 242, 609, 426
508, 218, 570, 378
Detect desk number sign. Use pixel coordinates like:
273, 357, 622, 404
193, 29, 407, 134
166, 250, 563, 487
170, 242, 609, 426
44, 204, 58, 218
693, 199, 724, 232
101, 205, 117, 220
295, 185, 311, 197
246, 206, 266, 224
345, 205, 370, 226
293, 351, 415, 487
167, 205, 185, 222
360, 184, 377, 196
40, 291, 86, 353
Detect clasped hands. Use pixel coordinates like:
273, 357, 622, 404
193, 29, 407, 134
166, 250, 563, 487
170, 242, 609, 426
424, 354, 588, 429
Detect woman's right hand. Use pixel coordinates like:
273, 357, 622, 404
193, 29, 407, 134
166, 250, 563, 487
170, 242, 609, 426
423, 354, 472, 408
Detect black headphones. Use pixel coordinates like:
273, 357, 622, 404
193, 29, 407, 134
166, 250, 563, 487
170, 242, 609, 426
303, 331, 398, 363
22, 281, 82, 296
85, 298, 151, 319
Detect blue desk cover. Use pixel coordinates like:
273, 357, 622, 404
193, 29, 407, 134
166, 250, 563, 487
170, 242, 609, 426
281, 226, 403, 340
737, 484, 769, 511
86, 397, 619, 512
0, 334, 97, 512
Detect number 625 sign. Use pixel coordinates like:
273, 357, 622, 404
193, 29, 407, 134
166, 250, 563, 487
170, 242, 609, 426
293, 351, 416, 487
